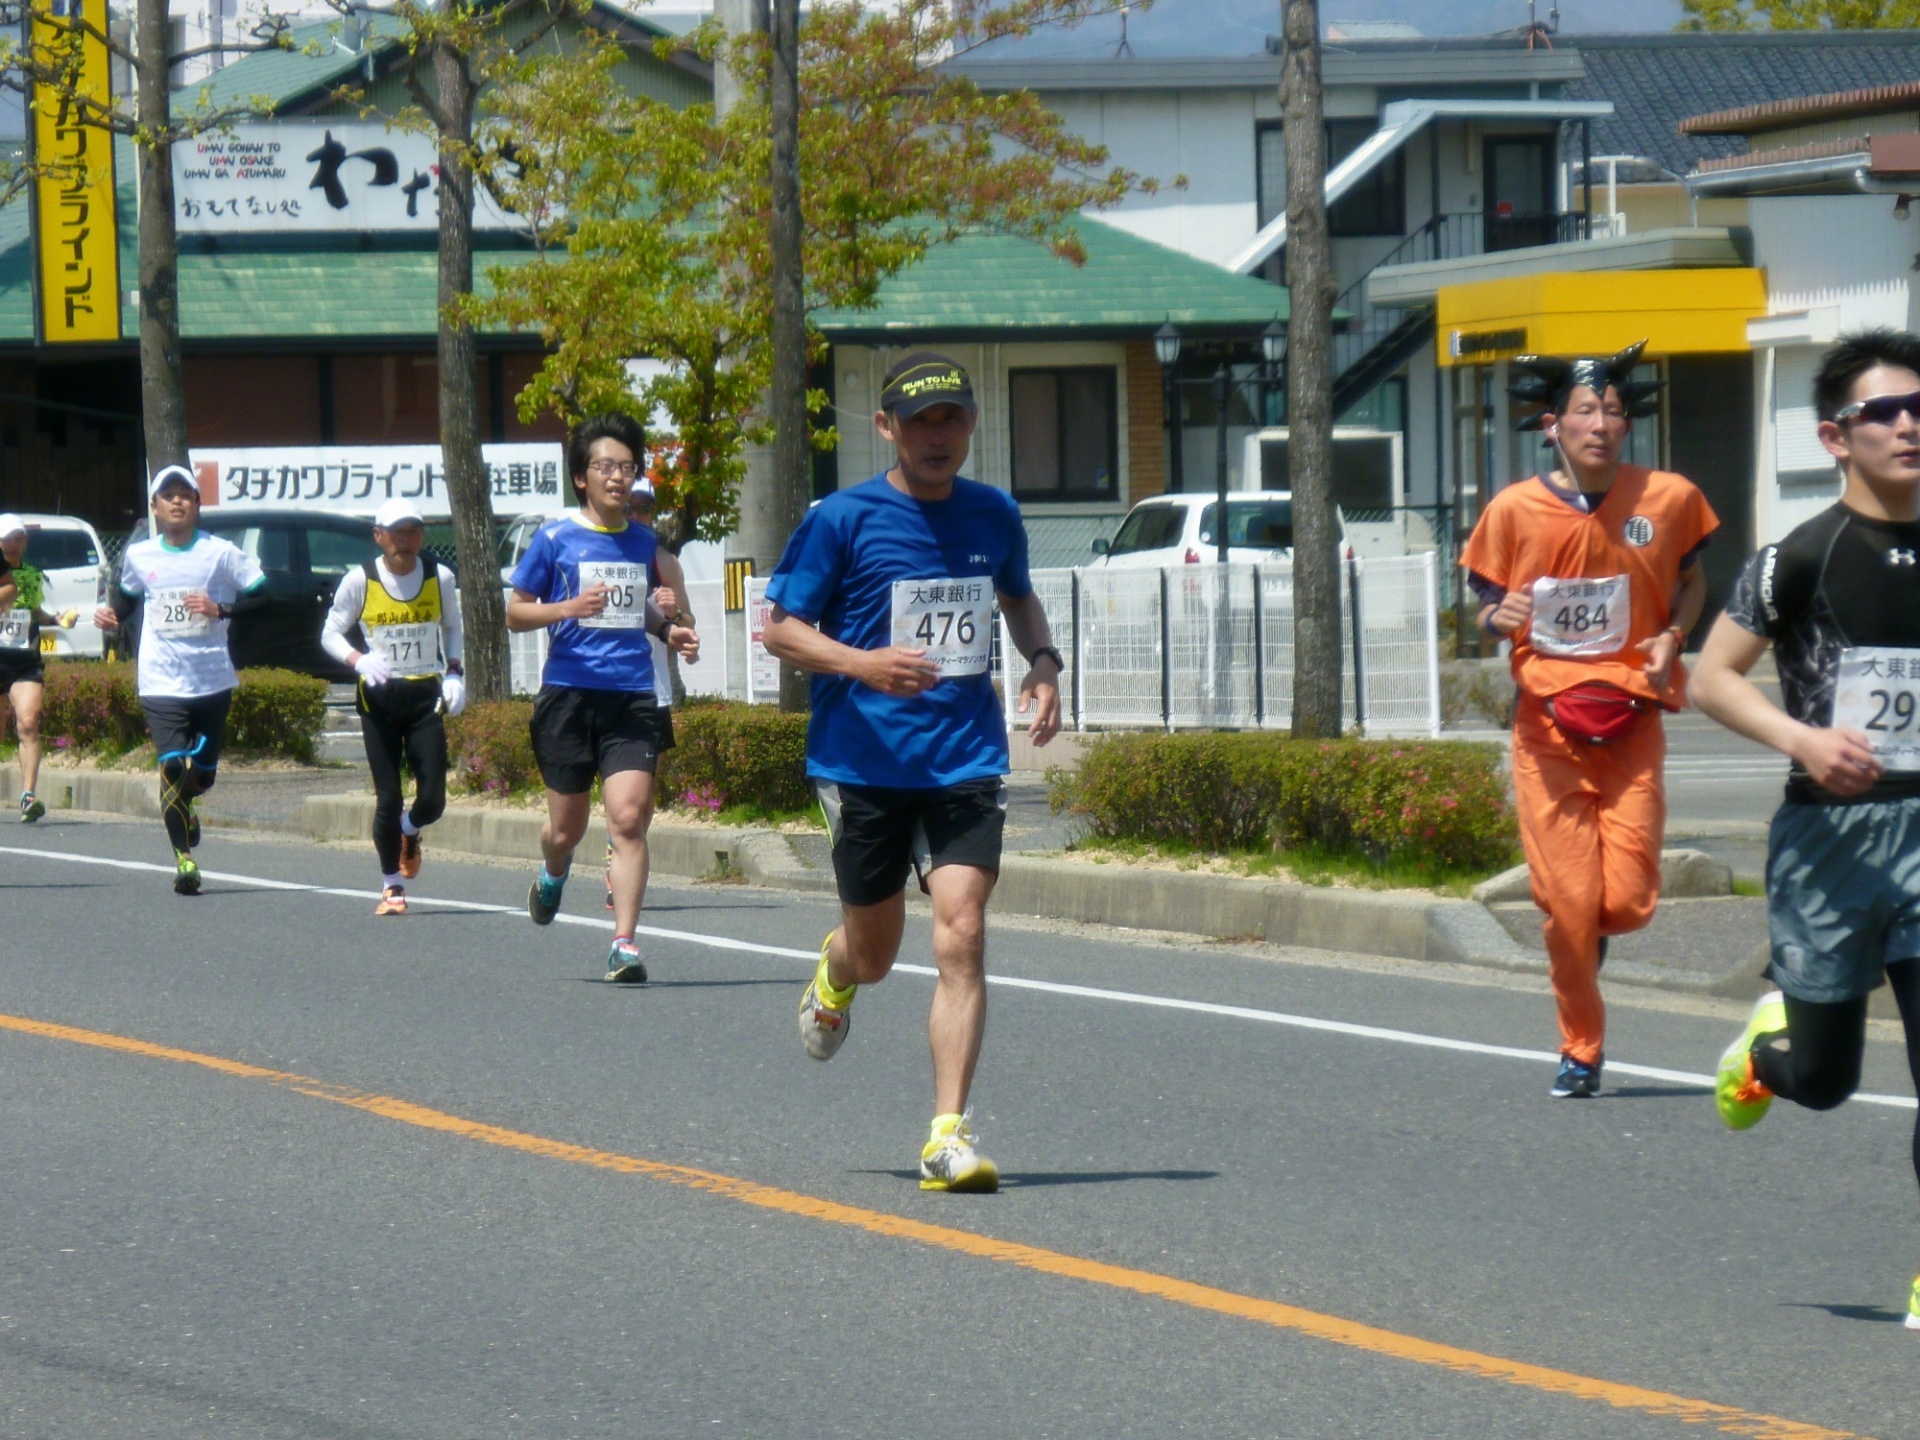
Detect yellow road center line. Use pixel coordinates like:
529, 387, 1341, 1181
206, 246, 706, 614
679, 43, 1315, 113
0, 1010, 1862, 1440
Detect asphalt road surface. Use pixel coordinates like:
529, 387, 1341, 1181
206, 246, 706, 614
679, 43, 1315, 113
2, 815, 1915, 1440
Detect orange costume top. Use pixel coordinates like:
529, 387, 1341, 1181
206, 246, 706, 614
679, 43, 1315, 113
1461, 465, 1718, 709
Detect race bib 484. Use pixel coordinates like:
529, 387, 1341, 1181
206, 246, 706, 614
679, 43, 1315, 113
1529, 574, 1630, 658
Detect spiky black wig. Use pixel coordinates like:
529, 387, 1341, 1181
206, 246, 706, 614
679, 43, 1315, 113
1508, 339, 1663, 431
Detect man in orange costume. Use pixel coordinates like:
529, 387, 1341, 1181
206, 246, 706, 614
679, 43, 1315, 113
1461, 342, 1716, 1097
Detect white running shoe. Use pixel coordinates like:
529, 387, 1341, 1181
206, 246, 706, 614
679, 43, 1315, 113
919, 1112, 999, 1194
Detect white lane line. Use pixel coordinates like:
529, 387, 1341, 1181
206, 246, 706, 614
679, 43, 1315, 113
6, 843, 1915, 1111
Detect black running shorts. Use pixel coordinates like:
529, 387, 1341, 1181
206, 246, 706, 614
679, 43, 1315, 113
142, 691, 233, 771
529, 684, 674, 795
816, 777, 1007, 908
0, 653, 45, 688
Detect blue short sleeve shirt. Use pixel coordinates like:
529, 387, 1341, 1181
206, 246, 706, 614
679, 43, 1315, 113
511, 513, 659, 693
766, 474, 1034, 789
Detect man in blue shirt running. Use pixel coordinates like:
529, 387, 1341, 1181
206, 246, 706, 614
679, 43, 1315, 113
764, 352, 1063, 1193
509, 413, 699, 983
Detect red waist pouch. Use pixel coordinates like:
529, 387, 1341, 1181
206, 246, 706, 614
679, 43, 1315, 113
1545, 682, 1650, 744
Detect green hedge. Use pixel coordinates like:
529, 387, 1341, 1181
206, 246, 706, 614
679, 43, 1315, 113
1052, 732, 1516, 875
447, 699, 540, 798
448, 698, 813, 815
20, 661, 326, 764
659, 701, 811, 815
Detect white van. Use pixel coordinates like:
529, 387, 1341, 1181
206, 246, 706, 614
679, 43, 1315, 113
11, 515, 109, 659
1087, 493, 1294, 569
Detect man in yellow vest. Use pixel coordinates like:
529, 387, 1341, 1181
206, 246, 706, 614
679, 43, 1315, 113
321, 498, 466, 915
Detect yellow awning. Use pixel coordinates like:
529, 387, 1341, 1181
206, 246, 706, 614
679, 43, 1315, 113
1435, 269, 1766, 367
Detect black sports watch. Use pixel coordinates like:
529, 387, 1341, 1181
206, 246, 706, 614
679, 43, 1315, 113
1027, 645, 1065, 673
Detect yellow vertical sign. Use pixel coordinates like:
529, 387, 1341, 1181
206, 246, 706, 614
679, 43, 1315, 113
32, 0, 121, 344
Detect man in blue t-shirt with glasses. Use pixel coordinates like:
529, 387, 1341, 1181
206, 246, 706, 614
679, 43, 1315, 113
764, 352, 1063, 1193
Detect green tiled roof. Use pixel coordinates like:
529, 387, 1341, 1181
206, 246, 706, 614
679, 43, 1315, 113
0, 152, 1286, 344
174, 16, 414, 119
814, 218, 1291, 338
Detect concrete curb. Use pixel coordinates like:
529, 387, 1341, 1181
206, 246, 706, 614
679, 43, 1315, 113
2, 763, 1760, 995
1472, 848, 1735, 905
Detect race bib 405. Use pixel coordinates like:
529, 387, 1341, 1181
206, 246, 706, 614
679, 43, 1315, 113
576, 561, 648, 631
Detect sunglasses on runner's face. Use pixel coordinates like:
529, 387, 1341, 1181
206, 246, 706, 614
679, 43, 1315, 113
1832, 390, 1920, 426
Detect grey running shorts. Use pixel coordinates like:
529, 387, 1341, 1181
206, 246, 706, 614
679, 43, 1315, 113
1766, 796, 1920, 1003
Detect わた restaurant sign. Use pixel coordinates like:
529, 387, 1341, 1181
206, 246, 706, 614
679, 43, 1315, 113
173, 120, 522, 234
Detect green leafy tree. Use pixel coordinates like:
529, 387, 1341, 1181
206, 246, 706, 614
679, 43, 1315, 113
1680, 0, 1920, 27
340, 0, 581, 702
475, 0, 1161, 556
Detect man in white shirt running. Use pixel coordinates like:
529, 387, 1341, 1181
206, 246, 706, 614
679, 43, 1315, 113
320, 498, 466, 916
94, 466, 268, 894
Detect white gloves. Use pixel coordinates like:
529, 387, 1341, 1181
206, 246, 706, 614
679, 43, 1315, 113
440, 673, 466, 716
354, 651, 395, 684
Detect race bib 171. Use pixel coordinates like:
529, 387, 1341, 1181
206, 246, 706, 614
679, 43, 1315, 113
368, 621, 441, 672
891, 578, 993, 678
576, 561, 647, 631
1832, 647, 1920, 773
1529, 574, 1630, 658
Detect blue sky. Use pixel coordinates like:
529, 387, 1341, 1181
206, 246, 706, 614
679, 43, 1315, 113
973, 0, 1692, 58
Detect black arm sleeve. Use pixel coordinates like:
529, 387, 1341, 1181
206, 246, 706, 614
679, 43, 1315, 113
227, 582, 271, 617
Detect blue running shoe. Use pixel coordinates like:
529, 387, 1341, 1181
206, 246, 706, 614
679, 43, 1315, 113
527, 869, 566, 925
1550, 1054, 1602, 1098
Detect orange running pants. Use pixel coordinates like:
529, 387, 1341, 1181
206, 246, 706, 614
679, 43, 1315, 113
1509, 695, 1667, 1065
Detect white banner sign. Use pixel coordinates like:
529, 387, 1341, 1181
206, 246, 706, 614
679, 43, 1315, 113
173, 121, 522, 234
188, 444, 569, 519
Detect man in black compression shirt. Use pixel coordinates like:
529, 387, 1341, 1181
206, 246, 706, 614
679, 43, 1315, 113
1691, 329, 1920, 1333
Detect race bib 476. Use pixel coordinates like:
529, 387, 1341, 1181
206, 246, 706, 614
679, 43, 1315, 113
891, 578, 993, 678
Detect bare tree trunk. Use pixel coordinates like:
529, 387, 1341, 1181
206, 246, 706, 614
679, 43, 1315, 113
767, 0, 809, 712
134, 0, 185, 470
433, 31, 509, 702
1282, 0, 1341, 738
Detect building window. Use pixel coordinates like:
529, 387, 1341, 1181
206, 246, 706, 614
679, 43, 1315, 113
1010, 367, 1117, 502
1256, 119, 1404, 238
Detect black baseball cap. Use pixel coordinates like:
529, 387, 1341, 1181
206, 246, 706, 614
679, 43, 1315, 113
880, 352, 976, 419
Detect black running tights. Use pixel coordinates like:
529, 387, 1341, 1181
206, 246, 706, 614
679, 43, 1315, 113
1754, 960, 1920, 1192
360, 680, 448, 876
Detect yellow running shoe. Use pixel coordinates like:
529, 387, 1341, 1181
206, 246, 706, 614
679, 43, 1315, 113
798, 935, 855, 1061
1716, 991, 1787, 1131
1906, 1273, 1919, 1333
920, 1111, 999, 1194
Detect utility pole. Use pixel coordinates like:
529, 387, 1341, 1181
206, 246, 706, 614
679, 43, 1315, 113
1281, 0, 1341, 738
765, 0, 810, 711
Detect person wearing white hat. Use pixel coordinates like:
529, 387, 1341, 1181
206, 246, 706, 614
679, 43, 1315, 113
94, 465, 269, 894
319, 498, 466, 916
0, 513, 82, 821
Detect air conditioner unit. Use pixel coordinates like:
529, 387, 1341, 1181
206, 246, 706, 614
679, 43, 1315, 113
1240, 427, 1405, 510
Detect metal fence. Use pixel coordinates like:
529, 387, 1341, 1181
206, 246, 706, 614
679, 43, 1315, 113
506, 576, 732, 701
1001, 554, 1440, 737
506, 555, 1442, 739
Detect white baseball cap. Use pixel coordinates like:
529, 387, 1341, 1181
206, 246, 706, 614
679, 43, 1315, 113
374, 499, 426, 529
0, 513, 25, 540
148, 464, 198, 499
628, 478, 656, 501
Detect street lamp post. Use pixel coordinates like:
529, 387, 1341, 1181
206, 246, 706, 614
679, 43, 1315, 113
1154, 322, 1184, 497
